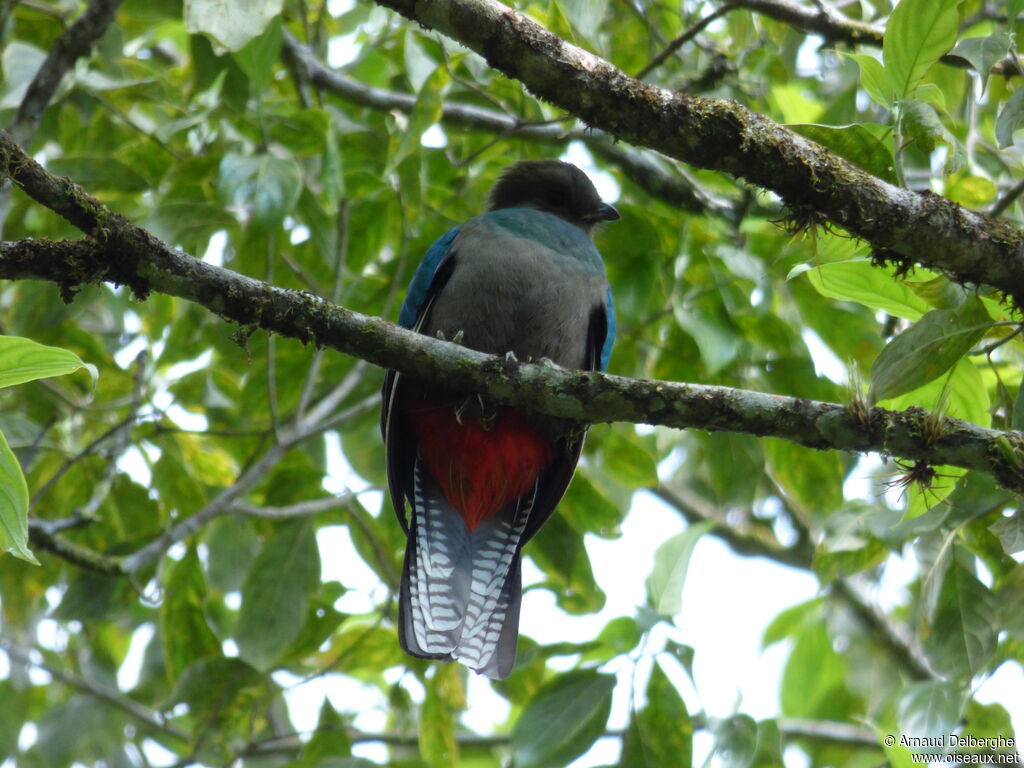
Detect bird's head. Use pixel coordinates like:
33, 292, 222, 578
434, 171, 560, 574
488, 160, 620, 233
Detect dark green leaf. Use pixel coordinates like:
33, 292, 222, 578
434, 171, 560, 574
236, 519, 321, 670
218, 152, 303, 233
233, 16, 282, 92
923, 559, 998, 680
901, 99, 965, 174
46, 157, 150, 192
949, 33, 1012, 86
620, 662, 692, 767
510, 669, 615, 768
764, 439, 844, 516
869, 297, 991, 402
530, 514, 605, 614
996, 86, 1024, 148
160, 547, 222, 681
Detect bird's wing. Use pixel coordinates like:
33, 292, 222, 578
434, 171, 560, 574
520, 296, 612, 545
382, 226, 461, 533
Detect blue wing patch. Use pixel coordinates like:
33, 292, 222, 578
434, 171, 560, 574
600, 286, 615, 372
398, 225, 461, 328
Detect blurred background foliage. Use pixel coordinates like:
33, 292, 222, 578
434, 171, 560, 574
0, 0, 1023, 766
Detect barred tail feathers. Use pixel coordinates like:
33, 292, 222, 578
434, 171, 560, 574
399, 460, 533, 678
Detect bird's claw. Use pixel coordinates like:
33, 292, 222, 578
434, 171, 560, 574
504, 350, 518, 363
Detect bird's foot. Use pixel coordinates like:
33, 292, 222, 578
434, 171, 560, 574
452, 329, 465, 345
504, 350, 518, 363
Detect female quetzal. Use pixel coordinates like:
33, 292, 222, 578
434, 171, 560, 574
382, 160, 618, 678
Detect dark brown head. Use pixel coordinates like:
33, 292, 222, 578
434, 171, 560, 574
488, 160, 620, 233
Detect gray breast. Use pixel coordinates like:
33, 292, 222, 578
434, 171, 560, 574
424, 222, 608, 370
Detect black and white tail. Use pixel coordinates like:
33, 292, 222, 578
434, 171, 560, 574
398, 460, 533, 678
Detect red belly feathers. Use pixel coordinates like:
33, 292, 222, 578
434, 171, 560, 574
410, 403, 555, 531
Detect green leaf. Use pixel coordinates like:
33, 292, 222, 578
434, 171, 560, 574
510, 669, 615, 768
168, 656, 263, 721
762, 598, 823, 649
914, 82, 947, 111
160, 548, 222, 681
788, 123, 897, 183
184, 0, 283, 52
299, 699, 353, 764
897, 681, 963, 741
46, 157, 150, 192
0, 681, 26, 759
995, 564, 1024, 639
403, 30, 438, 92
708, 715, 758, 768
0, 42, 46, 108
601, 428, 659, 488
764, 439, 844, 516
204, 515, 260, 593
646, 521, 714, 617
922, 559, 998, 680
949, 33, 1012, 89
991, 514, 1024, 554
841, 52, 893, 108
233, 17, 282, 92
218, 152, 303, 232
869, 297, 991, 402
1011, 0, 1024, 20
0, 335, 85, 389
619, 662, 692, 767
812, 537, 887, 585
530, 514, 604, 614
796, 258, 932, 319
236, 519, 321, 670
901, 99, 965, 174
996, 86, 1024, 148
780, 620, 849, 719
883, 0, 960, 99
0, 429, 35, 564
582, 616, 642, 664
420, 664, 462, 768
674, 306, 741, 374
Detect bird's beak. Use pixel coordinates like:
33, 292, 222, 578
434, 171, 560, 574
597, 203, 620, 221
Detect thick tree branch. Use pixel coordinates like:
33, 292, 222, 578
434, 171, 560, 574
3, 229, 1024, 502
368, 0, 1024, 307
